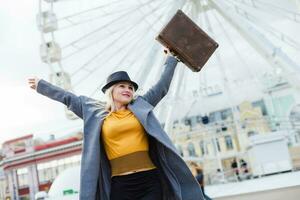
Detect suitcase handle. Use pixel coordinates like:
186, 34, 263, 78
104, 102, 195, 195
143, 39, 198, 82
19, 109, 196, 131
164, 48, 182, 62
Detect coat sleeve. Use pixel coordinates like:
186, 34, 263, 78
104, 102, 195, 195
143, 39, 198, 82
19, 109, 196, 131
36, 79, 86, 119
142, 55, 178, 107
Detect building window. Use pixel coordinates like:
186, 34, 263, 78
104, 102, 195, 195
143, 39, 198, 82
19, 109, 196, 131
252, 100, 268, 116
184, 118, 192, 127
20, 196, 30, 200
221, 108, 232, 120
215, 138, 221, 152
187, 142, 197, 157
247, 131, 258, 137
209, 112, 218, 123
17, 168, 28, 187
225, 135, 234, 150
199, 141, 206, 155
189, 116, 198, 128
176, 145, 184, 157
37, 155, 81, 183
173, 120, 179, 128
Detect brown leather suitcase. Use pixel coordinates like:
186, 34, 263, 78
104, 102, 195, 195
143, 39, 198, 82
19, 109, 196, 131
156, 10, 219, 72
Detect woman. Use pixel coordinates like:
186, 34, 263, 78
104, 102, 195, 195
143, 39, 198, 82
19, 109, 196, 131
28, 52, 204, 200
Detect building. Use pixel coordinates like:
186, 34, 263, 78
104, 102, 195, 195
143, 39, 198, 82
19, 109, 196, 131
0, 133, 82, 200
172, 99, 300, 184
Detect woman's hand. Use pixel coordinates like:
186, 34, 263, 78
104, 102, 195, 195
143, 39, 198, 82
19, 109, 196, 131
164, 48, 174, 56
164, 48, 181, 62
28, 77, 41, 91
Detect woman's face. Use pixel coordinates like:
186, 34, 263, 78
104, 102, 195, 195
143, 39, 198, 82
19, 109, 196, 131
112, 82, 134, 105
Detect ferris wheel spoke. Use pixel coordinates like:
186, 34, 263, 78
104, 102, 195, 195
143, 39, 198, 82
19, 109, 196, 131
224, 0, 300, 51
58, 6, 142, 31
70, 0, 169, 79
226, 0, 300, 23
61, 22, 138, 61
69, 26, 140, 78
210, 5, 256, 81
61, 0, 160, 50
202, 0, 236, 109
88, 31, 153, 97
72, 1, 171, 89
133, 1, 182, 85
88, 35, 155, 97
212, 0, 300, 90
56, 0, 133, 22
88, 15, 171, 95
62, 0, 172, 57
61, 11, 153, 58
253, 0, 300, 18
197, 0, 211, 95
72, 30, 146, 88
244, 18, 300, 51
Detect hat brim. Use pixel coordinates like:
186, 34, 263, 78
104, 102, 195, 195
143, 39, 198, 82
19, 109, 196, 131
101, 80, 138, 93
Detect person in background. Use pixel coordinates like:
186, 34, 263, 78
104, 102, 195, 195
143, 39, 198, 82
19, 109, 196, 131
191, 162, 213, 200
231, 158, 241, 181
215, 168, 227, 184
240, 159, 250, 180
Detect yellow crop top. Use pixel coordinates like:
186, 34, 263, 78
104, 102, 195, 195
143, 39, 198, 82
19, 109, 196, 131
101, 109, 156, 176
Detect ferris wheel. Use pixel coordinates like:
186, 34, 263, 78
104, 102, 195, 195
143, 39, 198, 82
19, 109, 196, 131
36, 0, 300, 128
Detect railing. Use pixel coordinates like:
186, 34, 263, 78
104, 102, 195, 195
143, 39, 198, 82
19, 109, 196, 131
206, 168, 252, 185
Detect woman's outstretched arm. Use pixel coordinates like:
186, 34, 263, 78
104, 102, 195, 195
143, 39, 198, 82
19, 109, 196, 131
28, 77, 84, 119
142, 54, 179, 107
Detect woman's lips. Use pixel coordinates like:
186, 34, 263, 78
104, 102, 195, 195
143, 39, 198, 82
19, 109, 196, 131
122, 93, 130, 97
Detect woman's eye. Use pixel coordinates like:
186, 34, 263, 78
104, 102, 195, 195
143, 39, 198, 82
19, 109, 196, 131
129, 86, 133, 90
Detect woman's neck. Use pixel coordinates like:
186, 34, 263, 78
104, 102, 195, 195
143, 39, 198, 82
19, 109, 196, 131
114, 102, 127, 111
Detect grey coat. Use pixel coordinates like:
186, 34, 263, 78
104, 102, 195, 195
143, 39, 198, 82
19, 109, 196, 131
36, 56, 204, 200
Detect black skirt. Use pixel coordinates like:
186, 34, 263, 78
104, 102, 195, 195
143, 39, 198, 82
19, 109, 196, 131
110, 168, 163, 200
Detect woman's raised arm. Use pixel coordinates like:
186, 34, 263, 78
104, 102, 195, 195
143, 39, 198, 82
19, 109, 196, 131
28, 77, 84, 119
142, 55, 179, 107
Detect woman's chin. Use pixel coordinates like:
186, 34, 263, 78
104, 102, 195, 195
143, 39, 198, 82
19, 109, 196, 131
121, 99, 132, 105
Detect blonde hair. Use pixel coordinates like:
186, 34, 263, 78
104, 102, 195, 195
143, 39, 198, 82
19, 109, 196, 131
104, 84, 117, 113
104, 82, 137, 113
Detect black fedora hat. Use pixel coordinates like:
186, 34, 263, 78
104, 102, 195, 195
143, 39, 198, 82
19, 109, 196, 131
101, 71, 138, 93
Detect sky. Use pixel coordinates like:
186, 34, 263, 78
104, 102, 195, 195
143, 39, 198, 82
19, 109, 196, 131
0, 0, 299, 146
0, 1, 83, 145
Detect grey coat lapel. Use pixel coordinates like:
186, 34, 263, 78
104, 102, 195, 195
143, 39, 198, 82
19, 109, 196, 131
128, 97, 178, 154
